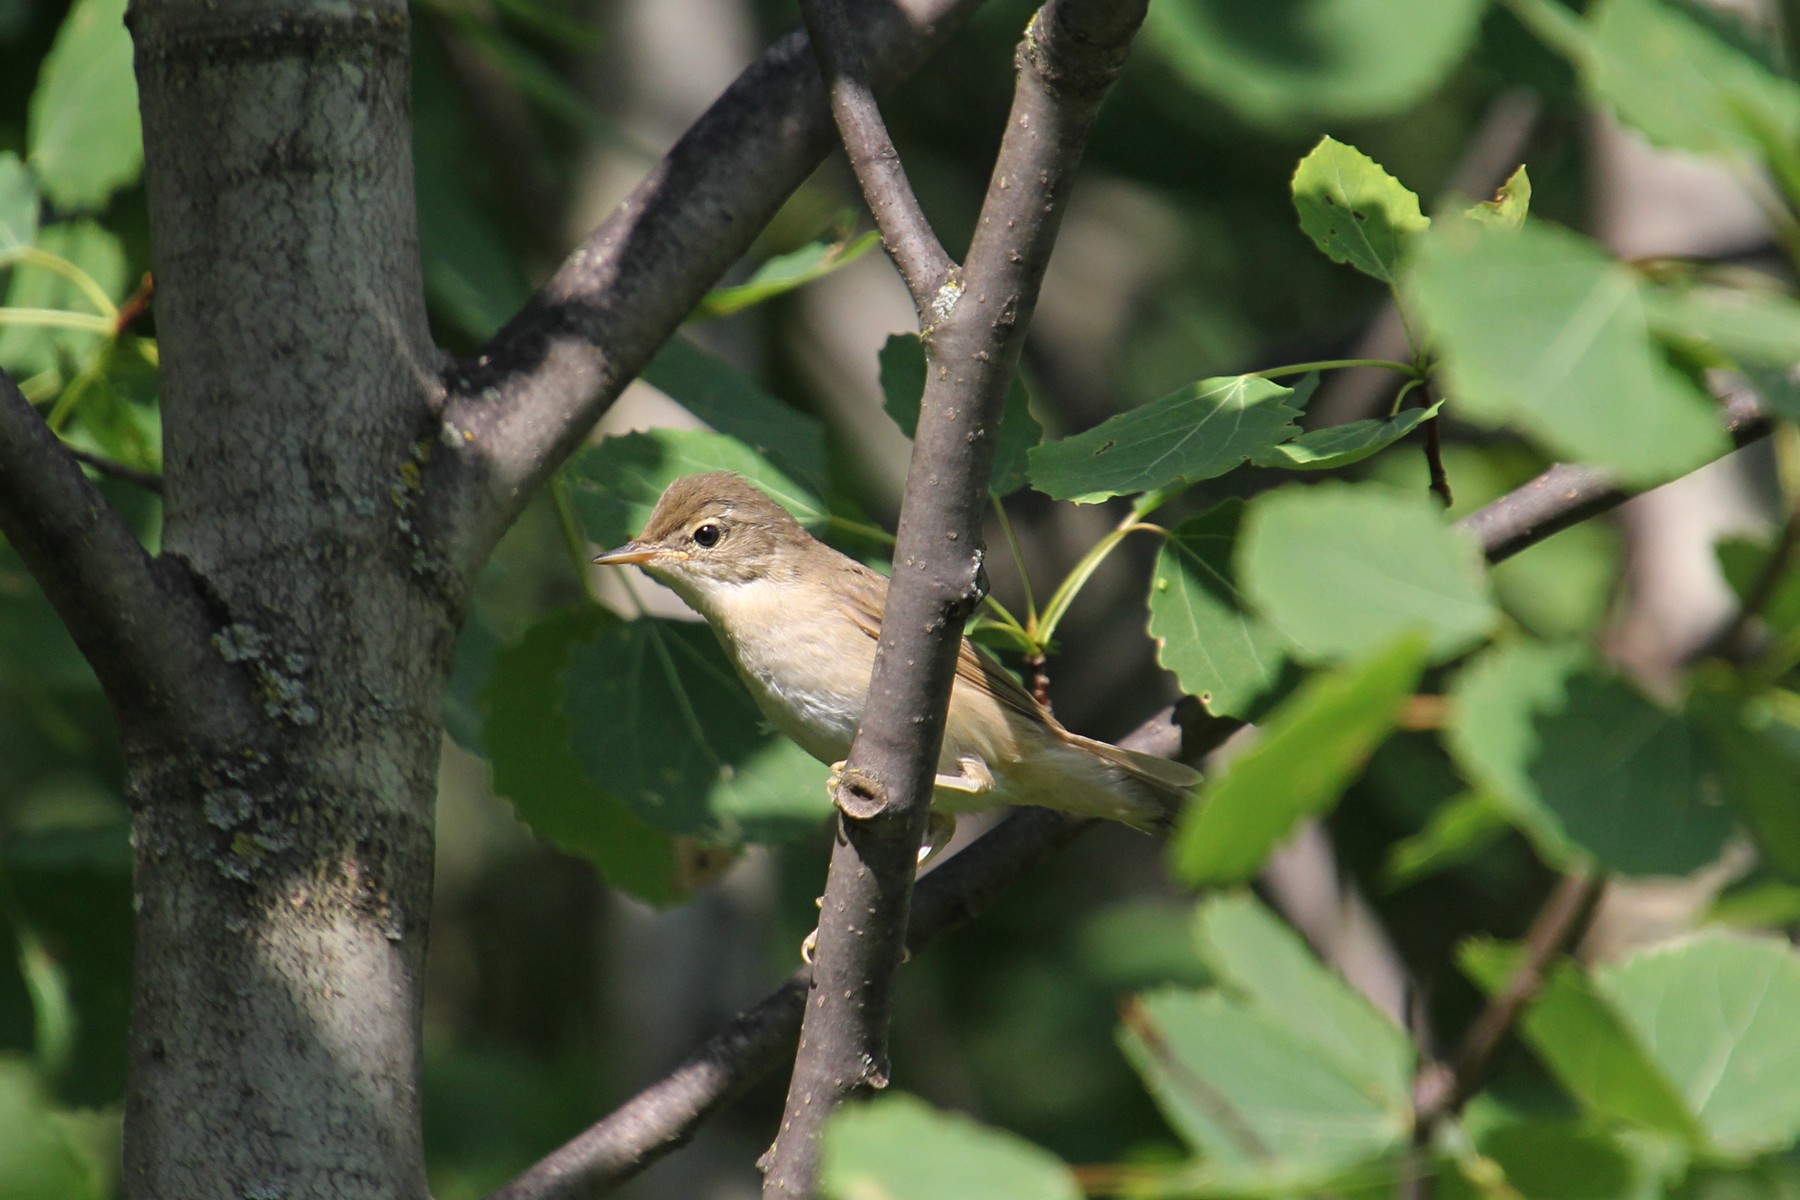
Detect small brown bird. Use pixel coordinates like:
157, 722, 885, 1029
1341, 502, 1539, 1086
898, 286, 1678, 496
592, 472, 1199, 838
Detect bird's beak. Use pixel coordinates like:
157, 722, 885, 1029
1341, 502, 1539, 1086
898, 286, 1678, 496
592, 541, 661, 566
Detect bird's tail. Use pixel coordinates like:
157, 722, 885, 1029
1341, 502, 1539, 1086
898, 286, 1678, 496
1052, 732, 1202, 834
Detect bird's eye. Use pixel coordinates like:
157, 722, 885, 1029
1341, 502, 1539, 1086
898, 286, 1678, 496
692, 522, 722, 549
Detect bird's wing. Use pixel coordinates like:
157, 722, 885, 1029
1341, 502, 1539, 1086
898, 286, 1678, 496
837, 563, 1055, 732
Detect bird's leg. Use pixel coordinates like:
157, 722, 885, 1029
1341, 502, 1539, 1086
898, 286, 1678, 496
933, 754, 994, 796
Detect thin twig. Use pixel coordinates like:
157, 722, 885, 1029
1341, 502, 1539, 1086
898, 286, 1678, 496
758, 3, 1148, 1194
64, 445, 164, 493
801, 0, 955, 314
424, 0, 990, 590
1404, 872, 1605, 1200
1457, 389, 1770, 562
1423, 412, 1452, 508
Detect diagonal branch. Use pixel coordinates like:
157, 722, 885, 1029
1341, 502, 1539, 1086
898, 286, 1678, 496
420, 0, 990, 590
759, 2, 1149, 1195
0, 370, 238, 739
488, 393, 1776, 1198
486, 708, 1194, 1200
802, 0, 955, 314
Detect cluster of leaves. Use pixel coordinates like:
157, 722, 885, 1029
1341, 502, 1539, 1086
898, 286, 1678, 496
443, 0, 1800, 1194
805, 0, 1800, 1194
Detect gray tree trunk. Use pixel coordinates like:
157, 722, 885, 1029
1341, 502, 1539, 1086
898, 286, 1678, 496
124, 1, 445, 1194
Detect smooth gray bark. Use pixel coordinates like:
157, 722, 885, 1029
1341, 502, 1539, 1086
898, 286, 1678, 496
126, 1, 444, 1195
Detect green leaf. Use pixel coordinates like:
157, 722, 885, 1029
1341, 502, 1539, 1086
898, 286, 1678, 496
1028, 375, 1304, 504
1142, 0, 1486, 127
1644, 285, 1800, 422
0, 220, 126, 379
1195, 894, 1412, 1104
482, 607, 679, 905
1121, 987, 1411, 1173
1146, 501, 1290, 719
878, 333, 1041, 496
1407, 218, 1727, 485
1588, 0, 1800, 163
1173, 636, 1427, 885
697, 231, 880, 319
443, 609, 501, 757
645, 336, 829, 488
1444, 640, 1589, 861
1251, 402, 1441, 472
564, 427, 824, 555
563, 618, 830, 843
1460, 941, 1702, 1141
1599, 933, 1800, 1155
26, 0, 142, 210
1291, 137, 1429, 283
1448, 643, 1736, 876
413, 34, 531, 343
0, 1058, 102, 1200
1382, 791, 1511, 888
58, 339, 161, 473
821, 1094, 1080, 1200
1442, 1122, 1643, 1200
0, 153, 38, 256
1688, 682, 1800, 880
1241, 482, 1497, 663
1466, 165, 1533, 229
1715, 536, 1800, 637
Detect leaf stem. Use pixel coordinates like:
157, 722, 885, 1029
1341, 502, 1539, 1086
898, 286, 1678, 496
1034, 513, 1166, 648
1253, 357, 1418, 380
991, 494, 1038, 628
4, 247, 120, 320
549, 473, 603, 604
0, 308, 114, 333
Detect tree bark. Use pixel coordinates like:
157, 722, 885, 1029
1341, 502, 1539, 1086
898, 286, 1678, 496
124, 2, 446, 1195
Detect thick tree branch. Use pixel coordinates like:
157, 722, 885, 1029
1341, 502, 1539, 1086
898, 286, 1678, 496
759, 3, 1147, 1194
0, 369, 235, 738
802, 0, 955, 314
422, 0, 988, 588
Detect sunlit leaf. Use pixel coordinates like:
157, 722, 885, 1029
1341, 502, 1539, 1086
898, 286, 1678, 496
0, 153, 38, 256
1195, 894, 1412, 1104
1601, 934, 1800, 1155
643, 337, 829, 488
1029, 375, 1304, 503
1241, 482, 1497, 662
697, 231, 880, 319
1466, 165, 1532, 229
26, 0, 141, 210
1292, 137, 1429, 283
1174, 636, 1426, 885
1461, 941, 1701, 1141
1408, 218, 1726, 484
1143, 0, 1485, 127
1251, 403, 1440, 472
821, 1094, 1081, 1200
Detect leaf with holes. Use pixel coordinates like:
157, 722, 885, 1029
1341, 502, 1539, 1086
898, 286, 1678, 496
1292, 137, 1429, 283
